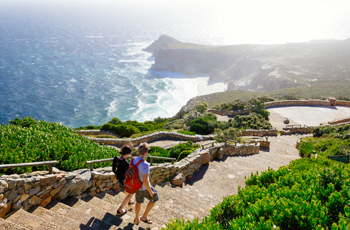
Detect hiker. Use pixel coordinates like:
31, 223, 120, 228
133, 142, 159, 225
112, 144, 135, 216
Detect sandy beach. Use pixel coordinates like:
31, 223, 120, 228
195, 77, 227, 96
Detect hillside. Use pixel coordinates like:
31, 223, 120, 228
181, 82, 350, 111
144, 35, 350, 95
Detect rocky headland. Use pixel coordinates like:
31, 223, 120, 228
143, 35, 350, 92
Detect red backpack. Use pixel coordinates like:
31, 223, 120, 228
124, 157, 144, 194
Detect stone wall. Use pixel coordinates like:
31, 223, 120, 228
264, 99, 331, 108
241, 129, 278, 136
328, 117, 350, 125
283, 125, 314, 134
334, 100, 350, 107
78, 131, 216, 146
0, 142, 260, 217
76, 130, 120, 138
208, 99, 350, 117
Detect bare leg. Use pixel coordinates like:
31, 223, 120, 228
125, 191, 134, 204
135, 202, 142, 225
118, 193, 133, 214
140, 201, 156, 223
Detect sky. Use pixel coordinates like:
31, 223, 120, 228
1, 0, 349, 45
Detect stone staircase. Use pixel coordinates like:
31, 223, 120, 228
0, 181, 222, 230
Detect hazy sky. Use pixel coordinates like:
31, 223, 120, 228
1, 0, 349, 44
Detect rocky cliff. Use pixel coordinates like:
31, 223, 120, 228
143, 35, 350, 92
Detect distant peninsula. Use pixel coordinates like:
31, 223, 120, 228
143, 35, 350, 92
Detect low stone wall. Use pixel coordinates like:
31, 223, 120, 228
334, 100, 350, 107
82, 131, 216, 146
241, 129, 278, 137
0, 142, 260, 217
264, 100, 331, 108
208, 99, 350, 117
283, 125, 314, 134
328, 117, 350, 125
76, 130, 120, 138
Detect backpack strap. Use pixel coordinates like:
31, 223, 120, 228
134, 158, 144, 167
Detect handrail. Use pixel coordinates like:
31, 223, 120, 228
148, 156, 176, 166
201, 140, 215, 150
0, 161, 58, 174
86, 155, 177, 170
86, 158, 114, 171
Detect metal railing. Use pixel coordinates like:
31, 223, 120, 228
0, 161, 58, 174
86, 156, 177, 170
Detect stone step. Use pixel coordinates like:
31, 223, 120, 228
0, 218, 30, 230
96, 191, 126, 205
83, 196, 120, 215
155, 184, 215, 213
46, 201, 118, 230
6, 208, 67, 230
31, 206, 93, 230
62, 197, 128, 228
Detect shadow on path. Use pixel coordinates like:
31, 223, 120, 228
185, 164, 209, 186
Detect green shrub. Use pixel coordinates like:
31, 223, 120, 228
195, 102, 209, 113
164, 119, 185, 130
214, 127, 241, 143
190, 116, 217, 135
0, 117, 118, 174
169, 143, 200, 159
176, 150, 193, 162
177, 130, 196, 136
100, 117, 169, 137
299, 141, 315, 158
166, 157, 350, 229
147, 146, 170, 164
183, 111, 204, 127
146, 142, 200, 164
232, 113, 272, 130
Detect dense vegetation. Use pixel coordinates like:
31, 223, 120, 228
181, 82, 350, 111
167, 157, 350, 229
0, 117, 119, 174
146, 141, 200, 164
100, 117, 169, 138
299, 124, 350, 158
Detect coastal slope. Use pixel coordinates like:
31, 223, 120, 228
143, 35, 350, 92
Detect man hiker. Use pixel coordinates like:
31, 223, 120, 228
112, 144, 135, 216
133, 142, 159, 225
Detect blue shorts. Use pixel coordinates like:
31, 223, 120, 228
135, 186, 159, 203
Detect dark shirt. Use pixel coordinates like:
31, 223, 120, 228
112, 156, 129, 184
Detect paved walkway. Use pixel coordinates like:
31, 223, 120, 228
268, 105, 350, 129
216, 106, 350, 130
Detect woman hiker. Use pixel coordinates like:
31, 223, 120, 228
112, 143, 135, 215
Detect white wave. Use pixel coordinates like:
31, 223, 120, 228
105, 99, 118, 117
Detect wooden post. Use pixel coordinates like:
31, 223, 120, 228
48, 164, 53, 174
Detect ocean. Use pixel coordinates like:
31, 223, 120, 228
1, 0, 350, 128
